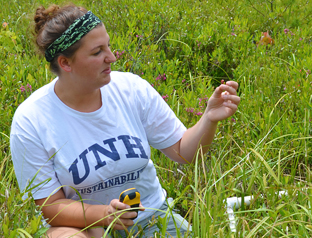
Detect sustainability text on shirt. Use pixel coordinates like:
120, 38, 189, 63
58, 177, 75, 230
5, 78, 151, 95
68, 135, 148, 185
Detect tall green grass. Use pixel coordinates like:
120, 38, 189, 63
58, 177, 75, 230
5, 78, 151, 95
1, 0, 311, 237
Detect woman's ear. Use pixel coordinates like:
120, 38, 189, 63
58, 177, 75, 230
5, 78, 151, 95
57, 56, 72, 72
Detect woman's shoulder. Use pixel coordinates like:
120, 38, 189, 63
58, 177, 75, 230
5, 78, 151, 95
12, 79, 56, 123
109, 71, 152, 92
110, 71, 146, 82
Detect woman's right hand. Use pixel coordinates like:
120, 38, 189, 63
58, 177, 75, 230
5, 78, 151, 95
35, 188, 144, 230
105, 199, 144, 230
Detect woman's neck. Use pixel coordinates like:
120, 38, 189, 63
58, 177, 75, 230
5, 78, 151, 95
54, 77, 102, 113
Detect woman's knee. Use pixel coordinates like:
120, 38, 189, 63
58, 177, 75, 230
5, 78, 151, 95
45, 226, 105, 238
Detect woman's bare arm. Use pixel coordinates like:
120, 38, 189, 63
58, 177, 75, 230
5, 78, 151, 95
35, 188, 139, 230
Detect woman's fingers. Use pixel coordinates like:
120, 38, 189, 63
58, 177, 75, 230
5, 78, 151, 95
138, 202, 145, 211
220, 84, 238, 95
110, 199, 129, 210
109, 218, 133, 230
214, 84, 238, 98
107, 199, 146, 230
223, 100, 239, 111
107, 211, 136, 230
225, 80, 239, 90
107, 199, 143, 229
108, 206, 137, 219
222, 94, 240, 105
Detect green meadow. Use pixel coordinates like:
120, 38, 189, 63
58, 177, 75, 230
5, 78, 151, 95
1, 0, 312, 237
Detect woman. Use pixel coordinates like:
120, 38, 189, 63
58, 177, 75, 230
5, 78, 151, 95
10, 4, 240, 238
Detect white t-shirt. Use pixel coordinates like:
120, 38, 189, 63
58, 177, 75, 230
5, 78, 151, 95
10, 71, 186, 221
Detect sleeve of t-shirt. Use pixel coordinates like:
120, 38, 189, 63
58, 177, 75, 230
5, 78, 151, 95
10, 118, 62, 200
133, 75, 187, 149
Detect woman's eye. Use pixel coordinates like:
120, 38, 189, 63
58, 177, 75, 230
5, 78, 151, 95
94, 50, 101, 55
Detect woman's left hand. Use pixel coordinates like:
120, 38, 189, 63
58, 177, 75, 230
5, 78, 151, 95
205, 81, 240, 122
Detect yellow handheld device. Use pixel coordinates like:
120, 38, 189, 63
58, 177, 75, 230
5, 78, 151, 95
119, 188, 140, 220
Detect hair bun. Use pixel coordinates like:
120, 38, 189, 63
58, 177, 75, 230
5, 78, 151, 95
33, 3, 88, 75
34, 5, 60, 33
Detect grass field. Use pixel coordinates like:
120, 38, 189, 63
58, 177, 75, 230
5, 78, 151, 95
1, 0, 312, 237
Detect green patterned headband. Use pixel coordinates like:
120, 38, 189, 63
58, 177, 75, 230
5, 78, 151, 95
45, 11, 102, 62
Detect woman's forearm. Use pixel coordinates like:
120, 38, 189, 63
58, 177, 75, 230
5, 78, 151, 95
39, 198, 108, 228
179, 115, 218, 162
160, 115, 218, 164
36, 188, 137, 230
161, 81, 240, 164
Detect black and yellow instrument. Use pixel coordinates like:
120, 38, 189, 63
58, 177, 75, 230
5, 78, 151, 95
119, 188, 140, 219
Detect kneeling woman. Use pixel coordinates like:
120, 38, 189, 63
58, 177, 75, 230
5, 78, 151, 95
10, 4, 240, 238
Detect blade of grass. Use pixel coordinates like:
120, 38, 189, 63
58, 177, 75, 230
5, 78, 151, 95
250, 148, 281, 185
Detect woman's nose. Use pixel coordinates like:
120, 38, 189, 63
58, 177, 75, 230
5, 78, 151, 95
105, 49, 117, 63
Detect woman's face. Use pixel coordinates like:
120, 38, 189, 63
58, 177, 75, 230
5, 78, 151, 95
67, 24, 116, 91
